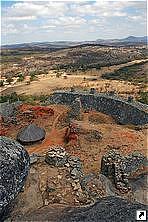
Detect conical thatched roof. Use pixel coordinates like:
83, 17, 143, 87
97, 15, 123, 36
17, 124, 46, 145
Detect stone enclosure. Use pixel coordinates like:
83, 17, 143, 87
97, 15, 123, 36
48, 89, 148, 125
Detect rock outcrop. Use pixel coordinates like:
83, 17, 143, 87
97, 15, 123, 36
60, 196, 147, 222
0, 136, 30, 220
17, 123, 46, 145
16, 196, 147, 222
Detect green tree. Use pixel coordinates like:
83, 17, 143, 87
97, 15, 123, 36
0, 80, 4, 87
17, 73, 25, 82
30, 71, 38, 81
138, 92, 148, 105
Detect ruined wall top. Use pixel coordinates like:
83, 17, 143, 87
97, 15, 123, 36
54, 89, 148, 113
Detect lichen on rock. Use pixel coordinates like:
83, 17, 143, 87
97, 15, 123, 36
0, 136, 30, 220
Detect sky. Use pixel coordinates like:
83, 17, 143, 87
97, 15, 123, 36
1, 0, 147, 45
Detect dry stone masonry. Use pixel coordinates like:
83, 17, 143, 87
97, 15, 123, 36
45, 146, 83, 179
68, 97, 82, 120
47, 89, 148, 125
45, 146, 68, 167
101, 150, 147, 192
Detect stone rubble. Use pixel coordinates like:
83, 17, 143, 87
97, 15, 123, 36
45, 146, 69, 167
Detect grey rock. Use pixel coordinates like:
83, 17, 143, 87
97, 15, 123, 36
0, 136, 30, 220
45, 146, 68, 167
60, 196, 147, 222
10, 196, 147, 222
70, 168, 83, 180
29, 153, 38, 164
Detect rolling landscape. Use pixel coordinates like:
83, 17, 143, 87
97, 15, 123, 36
0, 1, 148, 222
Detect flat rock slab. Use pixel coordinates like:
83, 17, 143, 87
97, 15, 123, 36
0, 136, 30, 220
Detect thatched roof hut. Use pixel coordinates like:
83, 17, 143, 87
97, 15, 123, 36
17, 124, 46, 145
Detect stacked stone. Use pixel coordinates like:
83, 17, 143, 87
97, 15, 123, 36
123, 151, 146, 174
68, 97, 82, 120
45, 147, 83, 179
45, 146, 69, 167
47, 90, 148, 125
114, 161, 130, 193
101, 150, 130, 193
67, 156, 83, 180
0, 101, 21, 124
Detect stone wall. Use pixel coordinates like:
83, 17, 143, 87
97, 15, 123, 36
48, 89, 148, 125
101, 150, 147, 192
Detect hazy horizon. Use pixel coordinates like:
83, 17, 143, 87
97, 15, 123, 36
1, 35, 148, 46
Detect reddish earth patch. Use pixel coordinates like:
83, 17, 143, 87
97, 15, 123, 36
2, 104, 147, 175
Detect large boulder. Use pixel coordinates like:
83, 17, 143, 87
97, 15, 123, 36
0, 136, 30, 220
17, 123, 46, 145
13, 196, 147, 222
60, 196, 147, 222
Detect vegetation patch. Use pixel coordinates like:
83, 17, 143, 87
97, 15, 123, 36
0, 92, 49, 104
102, 61, 147, 85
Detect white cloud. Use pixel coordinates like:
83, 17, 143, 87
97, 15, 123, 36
70, 1, 128, 17
43, 16, 86, 30
2, 24, 18, 35
4, 2, 68, 20
128, 15, 144, 20
7, 16, 37, 21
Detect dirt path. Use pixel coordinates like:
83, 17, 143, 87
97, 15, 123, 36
27, 112, 67, 154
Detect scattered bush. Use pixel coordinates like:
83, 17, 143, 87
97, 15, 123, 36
137, 91, 148, 105
0, 80, 4, 87
17, 73, 25, 82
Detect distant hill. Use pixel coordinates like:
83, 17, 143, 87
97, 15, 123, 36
2, 36, 147, 50
95, 36, 148, 46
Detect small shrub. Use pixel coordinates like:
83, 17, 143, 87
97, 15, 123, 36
137, 91, 148, 105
